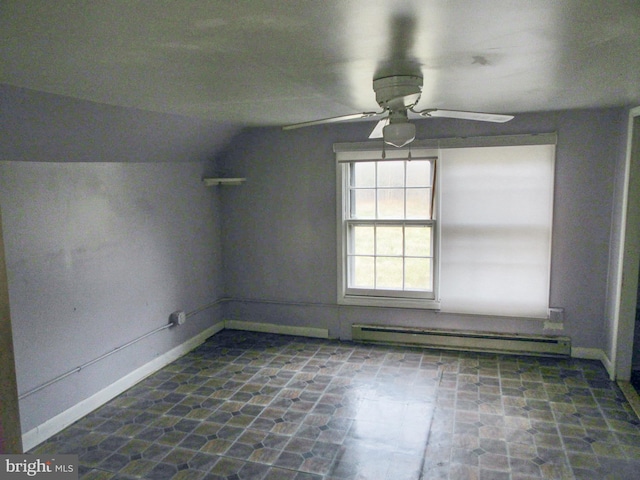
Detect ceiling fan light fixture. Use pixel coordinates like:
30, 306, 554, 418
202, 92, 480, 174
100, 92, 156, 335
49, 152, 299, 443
282, 73, 515, 136
383, 122, 415, 148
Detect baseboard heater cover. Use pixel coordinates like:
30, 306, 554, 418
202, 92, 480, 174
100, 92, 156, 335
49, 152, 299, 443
351, 324, 571, 357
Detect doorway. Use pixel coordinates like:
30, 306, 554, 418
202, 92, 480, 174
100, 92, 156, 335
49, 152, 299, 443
615, 107, 640, 384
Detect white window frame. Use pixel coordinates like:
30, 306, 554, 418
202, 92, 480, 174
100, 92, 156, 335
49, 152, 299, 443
336, 146, 441, 309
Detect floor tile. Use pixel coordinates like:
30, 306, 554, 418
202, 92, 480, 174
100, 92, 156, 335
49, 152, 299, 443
29, 330, 640, 479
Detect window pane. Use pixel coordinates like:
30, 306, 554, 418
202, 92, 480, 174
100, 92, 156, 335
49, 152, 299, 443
376, 257, 403, 289
406, 160, 431, 187
351, 189, 375, 218
377, 189, 404, 218
406, 188, 430, 218
350, 225, 374, 255
352, 162, 375, 187
405, 226, 431, 257
377, 162, 404, 187
351, 256, 374, 288
376, 226, 403, 255
405, 258, 431, 290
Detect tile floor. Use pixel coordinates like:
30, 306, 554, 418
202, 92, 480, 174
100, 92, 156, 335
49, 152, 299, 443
31, 330, 640, 480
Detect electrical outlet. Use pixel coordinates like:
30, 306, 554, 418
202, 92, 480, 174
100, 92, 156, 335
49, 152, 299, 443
170, 310, 186, 326
545, 307, 564, 331
548, 307, 564, 323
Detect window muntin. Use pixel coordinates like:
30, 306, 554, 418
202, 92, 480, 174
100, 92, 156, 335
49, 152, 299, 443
343, 159, 435, 301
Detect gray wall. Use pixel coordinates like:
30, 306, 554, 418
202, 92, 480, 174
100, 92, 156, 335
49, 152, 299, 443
219, 108, 626, 350
0, 162, 224, 433
0, 85, 232, 433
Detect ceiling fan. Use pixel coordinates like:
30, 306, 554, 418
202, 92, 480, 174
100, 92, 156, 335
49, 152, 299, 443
282, 73, 514, 148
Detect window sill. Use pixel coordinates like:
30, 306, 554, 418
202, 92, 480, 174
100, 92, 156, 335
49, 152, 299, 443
339, 294, 441, 310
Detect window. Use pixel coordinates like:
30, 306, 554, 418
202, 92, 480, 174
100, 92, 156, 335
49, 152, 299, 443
336, 134, 556, 318
337, 147, 440, 309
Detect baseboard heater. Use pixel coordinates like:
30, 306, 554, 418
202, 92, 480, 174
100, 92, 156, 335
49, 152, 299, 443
351, 324, 571, 357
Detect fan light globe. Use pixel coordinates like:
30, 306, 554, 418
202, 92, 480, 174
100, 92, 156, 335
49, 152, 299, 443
383, 122, 415, 148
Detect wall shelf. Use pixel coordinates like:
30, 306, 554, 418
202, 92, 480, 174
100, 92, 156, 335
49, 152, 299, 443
203, 177, 246, 186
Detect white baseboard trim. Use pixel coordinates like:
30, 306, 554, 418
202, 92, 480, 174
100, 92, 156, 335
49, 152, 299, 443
224, 320, 329, 339
571, 347, 615, 380
22, 321, 225, 451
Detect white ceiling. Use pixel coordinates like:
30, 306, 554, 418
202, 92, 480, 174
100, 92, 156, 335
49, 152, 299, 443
3, 1, 640, 127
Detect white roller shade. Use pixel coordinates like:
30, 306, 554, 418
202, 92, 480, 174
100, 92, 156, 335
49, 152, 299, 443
438, 144, 555, 318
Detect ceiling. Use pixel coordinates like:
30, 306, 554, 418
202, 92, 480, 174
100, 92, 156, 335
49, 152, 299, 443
3, 1, 640, 128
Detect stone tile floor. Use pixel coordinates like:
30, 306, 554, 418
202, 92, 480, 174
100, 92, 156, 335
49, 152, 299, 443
31, 330, 640, 479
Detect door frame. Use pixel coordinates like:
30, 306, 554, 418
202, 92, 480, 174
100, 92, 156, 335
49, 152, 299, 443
0, 205, 23, 453
612, 106, 640, 381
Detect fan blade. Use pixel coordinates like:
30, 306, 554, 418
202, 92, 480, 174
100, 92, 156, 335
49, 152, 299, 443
368, 118, 389, 139
415, 109, 514, 123
282, 111, 384, 131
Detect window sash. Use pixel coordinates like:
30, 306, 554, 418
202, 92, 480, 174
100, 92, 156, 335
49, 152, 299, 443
345, 220, 435, 298
348, 159, 435, 221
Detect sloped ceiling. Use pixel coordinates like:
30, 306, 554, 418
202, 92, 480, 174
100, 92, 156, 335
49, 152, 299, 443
2, 0, 640, 128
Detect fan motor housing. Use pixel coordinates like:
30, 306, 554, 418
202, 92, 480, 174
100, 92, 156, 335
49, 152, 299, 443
373, 75, 423, 109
